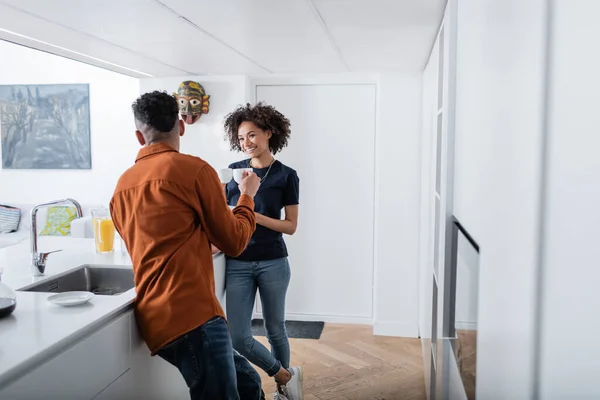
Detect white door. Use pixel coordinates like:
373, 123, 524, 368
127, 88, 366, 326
254, 83, 377, 322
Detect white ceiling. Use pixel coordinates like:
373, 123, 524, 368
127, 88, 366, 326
0, 0, 445, 78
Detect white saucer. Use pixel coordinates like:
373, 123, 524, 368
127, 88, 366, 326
48, 291, 95, 307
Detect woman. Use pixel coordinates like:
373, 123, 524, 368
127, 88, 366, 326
223, 102, 302, 400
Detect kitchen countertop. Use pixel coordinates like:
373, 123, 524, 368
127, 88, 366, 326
0, 237, 223, 389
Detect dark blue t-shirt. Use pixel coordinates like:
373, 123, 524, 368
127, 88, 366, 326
226, 159, 299, 261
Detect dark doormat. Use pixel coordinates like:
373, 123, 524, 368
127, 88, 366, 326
251, 319, 325, 340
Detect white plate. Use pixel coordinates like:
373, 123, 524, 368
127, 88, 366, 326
48, 291, 95, 307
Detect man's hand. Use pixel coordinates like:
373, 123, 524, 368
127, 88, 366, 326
239, 171, 261, 198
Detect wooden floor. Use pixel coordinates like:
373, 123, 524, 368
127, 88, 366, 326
254, 324, 426, 400
456, 330, 477, 400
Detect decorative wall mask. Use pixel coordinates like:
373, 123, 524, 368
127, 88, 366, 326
173, 81, 210, 125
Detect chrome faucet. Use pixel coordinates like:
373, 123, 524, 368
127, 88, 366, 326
30, 198, 83, 276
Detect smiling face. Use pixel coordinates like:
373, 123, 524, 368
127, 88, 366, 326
174, 81, 210, 125
238, 121, 272, 158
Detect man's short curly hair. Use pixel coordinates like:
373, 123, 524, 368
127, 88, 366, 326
132, 91, 179, 135
224, 102, 291, 154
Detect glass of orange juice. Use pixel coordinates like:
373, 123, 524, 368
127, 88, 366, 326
92, 207, 115, 253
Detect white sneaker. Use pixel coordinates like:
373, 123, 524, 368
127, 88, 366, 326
273, 393, 287, 400
280, 366, 303, 400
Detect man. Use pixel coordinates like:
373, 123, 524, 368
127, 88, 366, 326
110, 90, 263, 399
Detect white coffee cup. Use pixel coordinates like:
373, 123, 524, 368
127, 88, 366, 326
233, 168, 253, 183
217, 168, 233, 184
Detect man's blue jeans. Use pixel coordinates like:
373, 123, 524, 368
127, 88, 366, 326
156, 316, 263, 400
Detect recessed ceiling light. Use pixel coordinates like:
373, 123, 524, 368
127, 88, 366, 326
0, 28, 155, 78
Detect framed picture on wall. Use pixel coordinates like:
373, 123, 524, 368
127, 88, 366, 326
0, 83, 91, 170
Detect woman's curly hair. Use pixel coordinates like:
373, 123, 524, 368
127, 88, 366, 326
224, 102, 291, 154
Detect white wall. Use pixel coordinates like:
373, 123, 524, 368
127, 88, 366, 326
538, 1, 600, 398
0, 40, 140, 207
246, 74, 422, 333
158, 73, 423, 332
139, 75, 248, 168
453, 0, 549, 398
374, 73, 422, 336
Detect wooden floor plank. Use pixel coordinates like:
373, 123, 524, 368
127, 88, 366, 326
248, 324, 426, 399
341, 371, 426, 400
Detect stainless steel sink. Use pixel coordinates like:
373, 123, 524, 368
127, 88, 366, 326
19, 265, 135, 296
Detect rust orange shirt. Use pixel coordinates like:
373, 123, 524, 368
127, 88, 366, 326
110, 143, 255, 354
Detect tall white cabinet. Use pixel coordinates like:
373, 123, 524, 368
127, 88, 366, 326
419, 0, 461, 398
537, 1, 600, 398
430, 0, 600, 399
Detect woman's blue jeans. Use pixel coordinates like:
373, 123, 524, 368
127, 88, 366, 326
226, 257, 291, 377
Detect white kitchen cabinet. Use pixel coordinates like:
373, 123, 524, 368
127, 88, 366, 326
0, 309, 189, 400
127, 311, 189, 400
0, 312, 131, 400
93, 370, 133, 400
